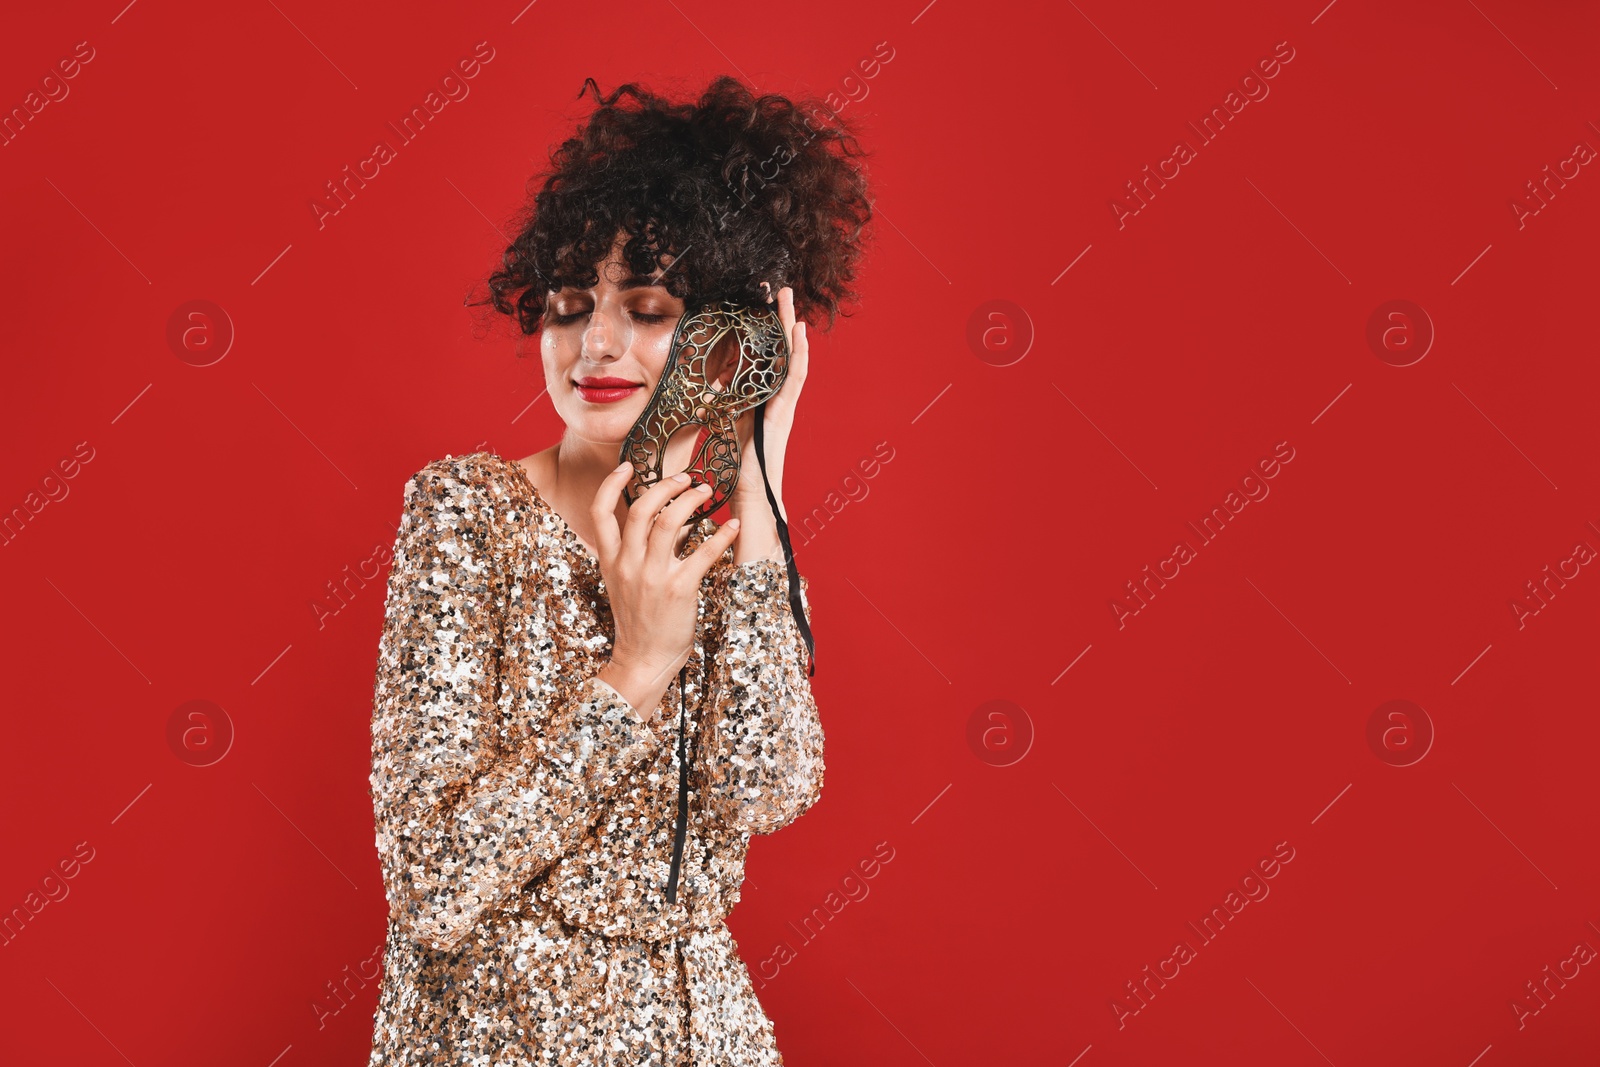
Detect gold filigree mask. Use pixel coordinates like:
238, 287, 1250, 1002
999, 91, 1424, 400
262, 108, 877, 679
619, 301, 791, 522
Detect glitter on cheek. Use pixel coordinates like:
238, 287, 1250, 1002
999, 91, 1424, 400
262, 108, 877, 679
366, 451, 822, 1064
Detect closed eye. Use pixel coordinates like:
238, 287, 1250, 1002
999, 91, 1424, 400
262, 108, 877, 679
544, 308, 675, 326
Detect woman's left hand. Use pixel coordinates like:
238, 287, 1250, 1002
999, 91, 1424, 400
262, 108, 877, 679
727, 284, 807, 564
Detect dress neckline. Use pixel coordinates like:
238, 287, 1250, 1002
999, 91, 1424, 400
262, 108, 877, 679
489, 451, 716, 571
491, 452, 603, 571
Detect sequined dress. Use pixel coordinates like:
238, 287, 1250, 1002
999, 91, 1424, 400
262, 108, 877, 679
365, 451, 823, 1066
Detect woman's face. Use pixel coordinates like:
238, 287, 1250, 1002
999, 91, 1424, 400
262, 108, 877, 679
538, 235, 687, 446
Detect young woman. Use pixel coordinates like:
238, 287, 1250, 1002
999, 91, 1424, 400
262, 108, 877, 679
366, 75, 872, 1064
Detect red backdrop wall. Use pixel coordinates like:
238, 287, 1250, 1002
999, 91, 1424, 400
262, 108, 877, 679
4, 1, 1598, 1064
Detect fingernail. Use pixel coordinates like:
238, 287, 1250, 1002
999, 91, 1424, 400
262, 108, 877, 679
615, 461, 631, 471
672, 471, 691, 483
728, 517, 741, 528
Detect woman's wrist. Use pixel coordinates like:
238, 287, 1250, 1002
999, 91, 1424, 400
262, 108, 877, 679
728, 495, 786, 565
732, 529, 785, 565
598, 656, 675, 725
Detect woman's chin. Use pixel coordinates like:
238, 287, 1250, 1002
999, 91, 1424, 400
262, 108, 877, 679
565, 408, 641, 442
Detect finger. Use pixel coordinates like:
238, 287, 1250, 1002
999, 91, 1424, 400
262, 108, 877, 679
683, 517, 743, 581
795, 322, 809, 395
789, 319, 809, 395
768, 318, 808, 420
649, 479, 713, 562
592, 462, 637, 559
623, 473, 697, 559
776, 286, 795, 344
730, 406, 754, 450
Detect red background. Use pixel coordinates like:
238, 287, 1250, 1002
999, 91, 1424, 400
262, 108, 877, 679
3, 1, 1598, 1064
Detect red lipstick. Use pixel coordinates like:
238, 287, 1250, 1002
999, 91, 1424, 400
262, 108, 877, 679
574, 376, 644, 404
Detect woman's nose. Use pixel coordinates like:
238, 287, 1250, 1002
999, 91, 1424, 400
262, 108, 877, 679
581, 307, 626, 359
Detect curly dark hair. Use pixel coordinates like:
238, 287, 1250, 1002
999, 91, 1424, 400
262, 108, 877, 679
470, 74, 874, 337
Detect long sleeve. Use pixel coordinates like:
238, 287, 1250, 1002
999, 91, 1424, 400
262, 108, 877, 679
700, 557, 825, 836
368, 462, 667, 955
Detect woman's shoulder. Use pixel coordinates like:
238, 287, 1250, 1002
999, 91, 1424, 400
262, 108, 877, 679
403, 450, 528, 498
397, 451, 535, 534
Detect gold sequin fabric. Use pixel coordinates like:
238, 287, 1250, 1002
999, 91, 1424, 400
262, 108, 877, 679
365, 451, 822, 1066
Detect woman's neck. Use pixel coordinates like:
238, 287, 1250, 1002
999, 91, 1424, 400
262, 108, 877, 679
542, 435, 693, 556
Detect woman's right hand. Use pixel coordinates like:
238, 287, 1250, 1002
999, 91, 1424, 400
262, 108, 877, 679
593, 463, 742, 722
